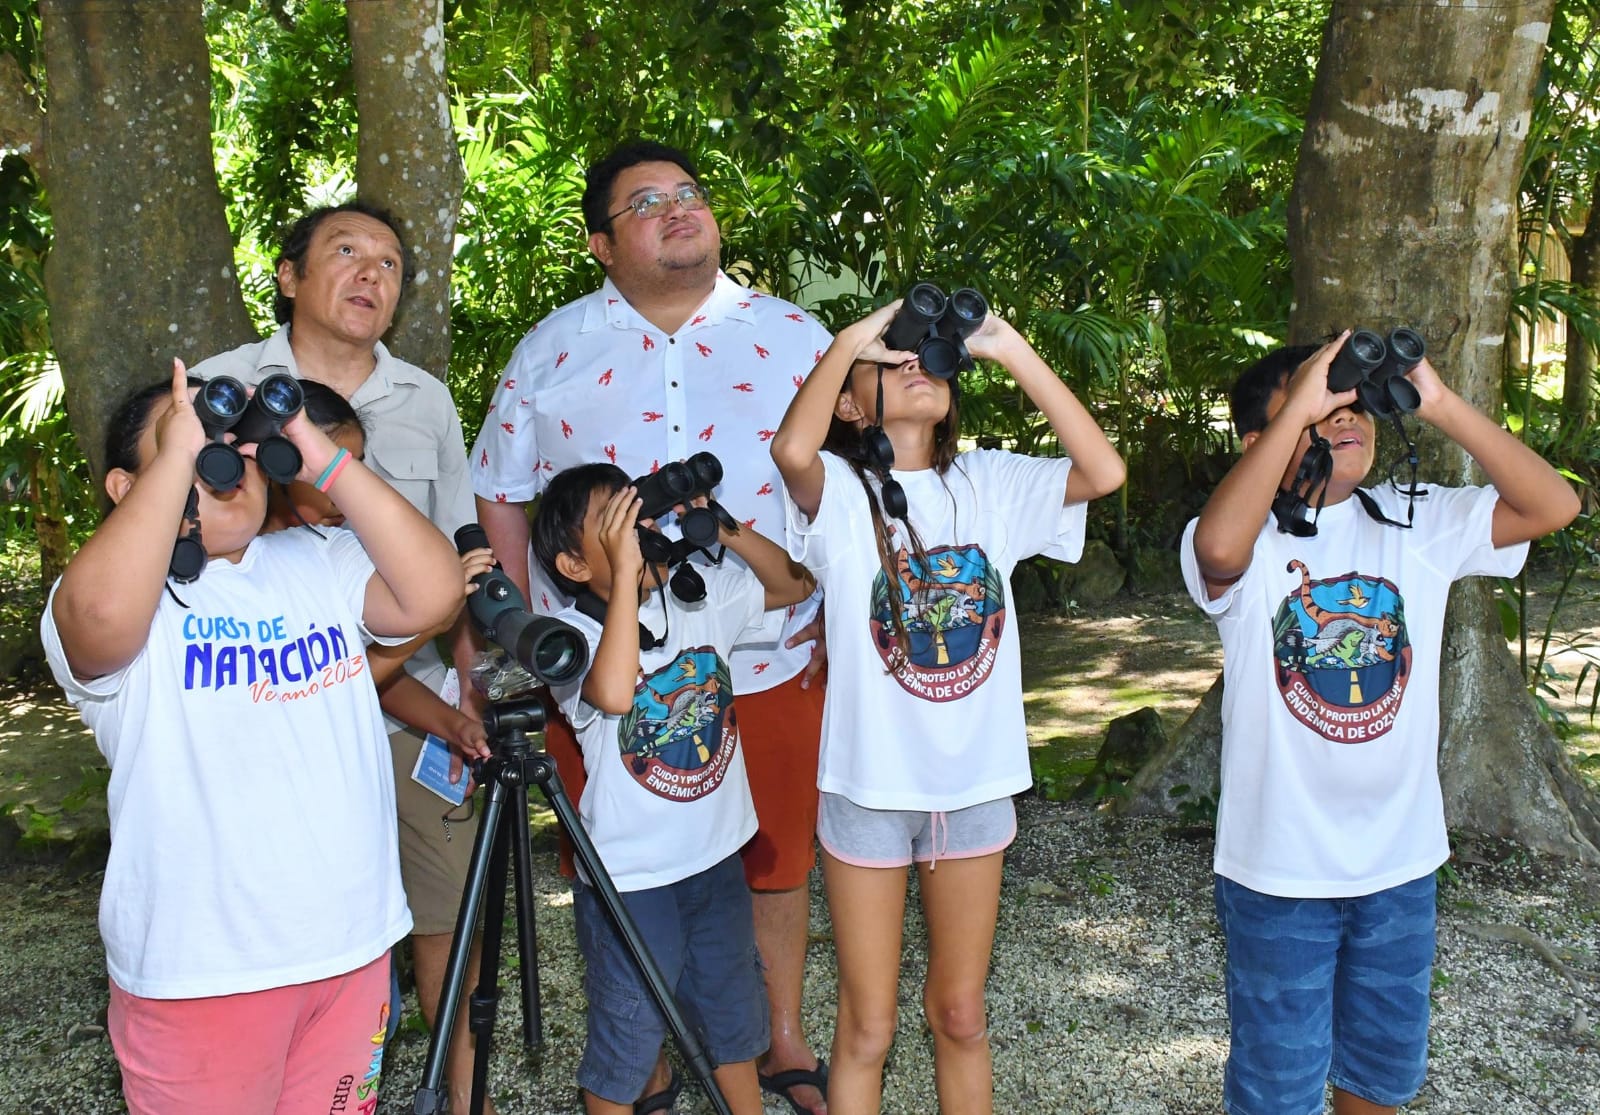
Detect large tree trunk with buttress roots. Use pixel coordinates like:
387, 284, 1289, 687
1124, 0, 1600, 861
38, 0, 257, 484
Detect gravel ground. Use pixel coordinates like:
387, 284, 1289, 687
1, 798, 1597, 1114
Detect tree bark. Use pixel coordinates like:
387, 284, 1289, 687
1562, 187, 1599, 435
38, 0, 255, 483
347, 0, 462, 379
1126, 0, 1600, 861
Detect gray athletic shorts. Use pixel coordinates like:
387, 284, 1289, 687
817, 791, 1017, 868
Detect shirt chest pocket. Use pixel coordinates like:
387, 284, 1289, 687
365, 442, 439, 518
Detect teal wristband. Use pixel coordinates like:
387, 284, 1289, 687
314, 448, 351, 493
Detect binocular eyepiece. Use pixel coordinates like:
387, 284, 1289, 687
1327, 328, 1425, 418
194, 372, 305, 491
455, 523, 589, 687
882, 283, 988, 380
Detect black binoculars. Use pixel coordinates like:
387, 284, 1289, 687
1327, 328, 1425, 418
882, 283, 988, 380
632, 451, 734, 552
193, 372, 305, 490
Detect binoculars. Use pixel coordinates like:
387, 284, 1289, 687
632, 451, 734, 552
882, 283, 988, 379
1327, 328, 1425, 418
194, 372, 305, 490
630, 452, 737, 603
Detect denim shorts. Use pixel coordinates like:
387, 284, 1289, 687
573, 853, 769, 1105
817, 791, 1016, 869
1214, 872, 1437, 1115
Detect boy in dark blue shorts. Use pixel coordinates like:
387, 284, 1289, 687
532, 462, 814, 1115
1182, 334, 1578, 1115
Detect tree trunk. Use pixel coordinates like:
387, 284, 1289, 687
347, 0, 462, 379
1562, 192, 1599, 436
1126, 0, 1600, 861
38, 0, 256, 484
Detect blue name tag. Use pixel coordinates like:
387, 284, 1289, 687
410, 733, 469, 806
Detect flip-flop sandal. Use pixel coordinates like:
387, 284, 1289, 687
635, 1066, 683, 1114
757, 1059, 829, 1115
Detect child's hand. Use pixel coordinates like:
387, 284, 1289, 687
443, 711, 491, 792
598, 486, 645, 579
1404, 356, 1453, 421
962, 310, 1023, 365
274, 405, 342, 484
459, 547, 495, 594
847, 299, 920, 365
1282, 332, 1359, 429
150, 358, 209, 463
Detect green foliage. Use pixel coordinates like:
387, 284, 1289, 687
1167, 781, 1218, 828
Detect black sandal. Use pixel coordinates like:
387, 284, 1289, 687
757, 1059, 829, 1115
634, 1066, 683, 1114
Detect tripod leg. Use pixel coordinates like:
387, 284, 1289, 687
467, 784, 515, 1115
507, 777, 544, 1050
413, 772, 509, 1115
529, 756, 736, 1115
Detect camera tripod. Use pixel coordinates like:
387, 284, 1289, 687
412, 695, 733, 1115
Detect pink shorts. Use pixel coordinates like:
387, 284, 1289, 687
107, 952, 392, 1115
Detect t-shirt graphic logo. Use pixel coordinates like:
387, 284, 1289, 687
617, 646, 738, 801
869, 543, 1006, 702
1272, 559, 1412, 743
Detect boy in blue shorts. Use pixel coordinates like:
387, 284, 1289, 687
1183, 334, 1578, 1115
531, 462, 815, 1115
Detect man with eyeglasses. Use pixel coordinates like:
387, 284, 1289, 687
470, 140, 833, 1115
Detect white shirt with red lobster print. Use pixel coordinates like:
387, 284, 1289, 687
1181, 485, 1527, 899
470, 273, 832, 696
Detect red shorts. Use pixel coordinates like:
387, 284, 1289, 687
543, 671, 822, 891
107, 952, 391, 1115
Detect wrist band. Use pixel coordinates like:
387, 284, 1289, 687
314, 448, 352, 493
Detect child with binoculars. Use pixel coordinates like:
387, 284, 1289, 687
42, 360, 463, 1115
770, 296, 1125, 1114
1184, 334, 1578, 1115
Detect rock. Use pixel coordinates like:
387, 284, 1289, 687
1072, 706, 1168, 800
1062, 539, 1125, 603
1127, 547, 1186, 597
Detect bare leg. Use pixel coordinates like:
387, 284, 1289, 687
822, 851, 908, 1115
1332, 1088, 1397, 1115
917, 853, 1003, 1115
754, 885, 828, 1113
411, 931, 499, 1115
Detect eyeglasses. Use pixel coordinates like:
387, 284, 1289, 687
605, 183, 710, 226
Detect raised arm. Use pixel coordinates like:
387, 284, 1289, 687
769, 301, 912, 521
581, 487, 647, 715
716, 515, 815, 610
1190, 335, 1356, 599
963, 317, 1126, 504
1405, 358, 1580, 547
53, 359, 206, 679
281, 414, 462, 638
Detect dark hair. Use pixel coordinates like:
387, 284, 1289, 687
532, 462, 630, 597
582, 141, 701, 235
821, 364, 962, 670
273, 201, 412, 324
297, 379, 366, 443
104, 375, 205, 476
1231, 344, 1319, 438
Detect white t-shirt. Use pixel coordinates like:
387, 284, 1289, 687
548, 565, 765, 891
41, 528, 413, 999
469, 273, 833, 695
1180, 484, 1527, 898
784, 450, 1085, 811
